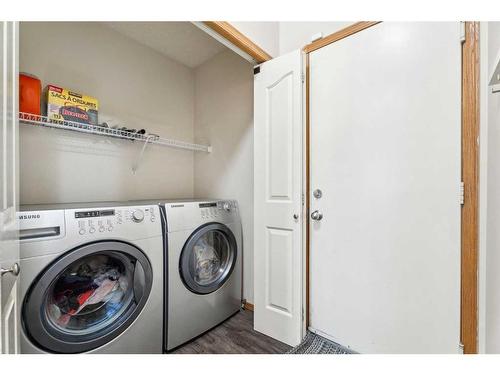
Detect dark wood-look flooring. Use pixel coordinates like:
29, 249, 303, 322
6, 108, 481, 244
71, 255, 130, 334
171, 310, 291, 354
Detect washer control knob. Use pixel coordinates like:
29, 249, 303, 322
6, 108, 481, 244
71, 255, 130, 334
223, 202, 231, 212
79, 229, 86, 235
132, 209, 144, 223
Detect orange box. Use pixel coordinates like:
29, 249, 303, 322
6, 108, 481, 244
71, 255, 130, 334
20, 73, 41, 115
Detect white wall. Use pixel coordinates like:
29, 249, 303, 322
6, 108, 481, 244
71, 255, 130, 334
278, 22, 352, 55
230, 22, 279, 58
230, 22, 352, 57
193, 50, 254, 303
485, 21, 500, 353
19, 22, 195, 204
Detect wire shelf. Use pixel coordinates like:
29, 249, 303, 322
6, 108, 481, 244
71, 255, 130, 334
19, 112, 211, 153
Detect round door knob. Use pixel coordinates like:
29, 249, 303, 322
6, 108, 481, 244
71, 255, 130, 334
311, 210, 323, 221
1, 263, 20, 277
132, 209, 144, 223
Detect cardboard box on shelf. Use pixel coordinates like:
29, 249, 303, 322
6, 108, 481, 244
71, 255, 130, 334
46, 85, 98, 125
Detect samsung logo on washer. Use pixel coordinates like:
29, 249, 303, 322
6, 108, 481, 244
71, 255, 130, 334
18, 214, 40, 220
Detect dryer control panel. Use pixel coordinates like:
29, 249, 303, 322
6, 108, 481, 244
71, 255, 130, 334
165, 200, 240, 232
199, 201, 238, 220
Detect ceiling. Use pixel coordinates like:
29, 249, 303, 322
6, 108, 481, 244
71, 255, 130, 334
102, 22, 227, 69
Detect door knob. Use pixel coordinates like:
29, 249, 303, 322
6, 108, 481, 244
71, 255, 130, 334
310, 210, 323, 221
0, 262, 20, 277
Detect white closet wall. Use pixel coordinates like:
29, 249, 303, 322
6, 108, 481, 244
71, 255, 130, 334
19, 22, 195, 204
193, 50, 254, 303
278, 22, 351, 55
229, 22, 279, 58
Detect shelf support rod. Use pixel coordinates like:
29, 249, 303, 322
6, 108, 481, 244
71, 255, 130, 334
132, 135, 154, 174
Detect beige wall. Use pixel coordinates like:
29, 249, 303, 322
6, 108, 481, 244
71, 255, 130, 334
19, 22, 195, 204
193, 50, 254, 302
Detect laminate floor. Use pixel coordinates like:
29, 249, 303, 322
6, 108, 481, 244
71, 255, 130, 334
170, 310, 291, 354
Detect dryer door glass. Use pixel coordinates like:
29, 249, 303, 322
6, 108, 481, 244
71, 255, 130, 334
180, 223, 237, 294
22, 241, 152, 353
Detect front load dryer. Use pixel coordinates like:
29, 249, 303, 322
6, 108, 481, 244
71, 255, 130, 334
163, 199, 242, 351
18, 202, 163, 354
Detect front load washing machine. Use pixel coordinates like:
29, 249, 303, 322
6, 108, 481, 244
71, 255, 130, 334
162, 199, 242, 351
18, 202, 163, 354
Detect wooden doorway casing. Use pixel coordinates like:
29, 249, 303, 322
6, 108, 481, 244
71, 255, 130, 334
460, 21, 480, 354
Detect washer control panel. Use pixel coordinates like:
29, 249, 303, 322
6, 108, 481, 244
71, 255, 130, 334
74, 206, 158, 236
199, 201, 238, 220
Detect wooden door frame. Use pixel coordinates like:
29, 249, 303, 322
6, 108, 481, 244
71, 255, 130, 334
461, 21, 480, 354
303, 21, 480, 353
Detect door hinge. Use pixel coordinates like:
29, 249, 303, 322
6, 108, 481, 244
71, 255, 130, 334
302, 193, 305, 206
460, 181, 465, 205
460, 21, 466, 43
459, 342, 465, 354
302, 308, 304, 321
301, 72, 305, 83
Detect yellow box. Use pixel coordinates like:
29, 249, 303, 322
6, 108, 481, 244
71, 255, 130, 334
47, 85, 98, 125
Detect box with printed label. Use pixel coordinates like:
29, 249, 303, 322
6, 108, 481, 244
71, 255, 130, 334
46, 85, 98, 125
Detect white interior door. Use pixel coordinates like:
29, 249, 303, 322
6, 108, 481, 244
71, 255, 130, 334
309, 23, 462, 353
254, 50, 304, 346
0, 21, 20, 355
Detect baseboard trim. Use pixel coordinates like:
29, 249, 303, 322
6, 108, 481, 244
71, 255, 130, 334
243, 302, 254, 311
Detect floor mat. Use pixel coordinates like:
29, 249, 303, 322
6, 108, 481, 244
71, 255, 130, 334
286, 332, 355, 354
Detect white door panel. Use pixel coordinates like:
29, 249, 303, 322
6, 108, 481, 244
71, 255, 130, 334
309, 23, 461, 353
254, 50, 303, 346
1, 21, 20, 355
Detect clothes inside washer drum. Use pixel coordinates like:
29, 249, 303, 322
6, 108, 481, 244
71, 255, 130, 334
45, 253, 134, 332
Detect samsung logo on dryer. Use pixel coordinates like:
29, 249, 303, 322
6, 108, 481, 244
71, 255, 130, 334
18, 214, 40, 220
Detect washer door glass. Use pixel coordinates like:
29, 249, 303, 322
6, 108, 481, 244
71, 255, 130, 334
45, 252, 134, 334
180, 223, 237, 295
22, 241, 152, 353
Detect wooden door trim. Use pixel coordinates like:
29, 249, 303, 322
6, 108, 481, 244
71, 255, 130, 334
203, 21, 272, 63
461, 21, 480, 354
304, 21, 480, 353
303, 21, 381, 54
